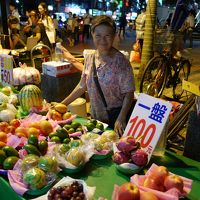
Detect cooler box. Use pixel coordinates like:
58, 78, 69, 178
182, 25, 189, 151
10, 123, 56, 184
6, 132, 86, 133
42, 61, 78, 77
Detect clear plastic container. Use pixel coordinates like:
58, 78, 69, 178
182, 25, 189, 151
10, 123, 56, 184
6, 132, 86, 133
153, 128, 167, 157
55, 42, 63, 61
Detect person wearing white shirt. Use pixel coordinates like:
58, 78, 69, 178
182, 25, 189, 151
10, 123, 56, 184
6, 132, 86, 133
135, 9, 146, 49
9, 2, 20, 30
185, 11, 195, 48
38, 2, 56, 45
83, 10, 92, 41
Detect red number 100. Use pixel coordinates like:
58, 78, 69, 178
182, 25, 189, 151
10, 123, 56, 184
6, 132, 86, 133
127, 116, 156, 148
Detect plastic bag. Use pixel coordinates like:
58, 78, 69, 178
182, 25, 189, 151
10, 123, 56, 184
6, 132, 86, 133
130, 40, 141, 62
133, 40, 141, 52
13, 63, 41, 86
54, 143, 94, 169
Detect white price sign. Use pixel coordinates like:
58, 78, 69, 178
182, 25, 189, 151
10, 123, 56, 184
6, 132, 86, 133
0, 54, 13, 86
124, 93, 172, 158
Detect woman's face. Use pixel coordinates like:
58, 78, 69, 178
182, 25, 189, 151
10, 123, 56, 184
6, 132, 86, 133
29, 15, 38, 25
92, 24, 115, 52
38, 5, 45, 14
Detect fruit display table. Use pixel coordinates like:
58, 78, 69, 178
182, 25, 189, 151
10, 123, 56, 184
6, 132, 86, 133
0, 150, 200, 200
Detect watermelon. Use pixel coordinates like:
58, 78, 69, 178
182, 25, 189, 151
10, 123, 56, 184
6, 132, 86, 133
18, 85, 43, 112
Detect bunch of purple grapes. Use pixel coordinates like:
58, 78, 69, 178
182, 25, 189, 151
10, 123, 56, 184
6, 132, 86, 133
48, 181, 85, 200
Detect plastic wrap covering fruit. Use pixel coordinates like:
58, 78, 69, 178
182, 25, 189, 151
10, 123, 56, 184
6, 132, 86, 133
130, 163, 193, 200
112, 136, 148, 174
80, 130, 118, 159
53, 142, 94, 173
7, 155, 59, 196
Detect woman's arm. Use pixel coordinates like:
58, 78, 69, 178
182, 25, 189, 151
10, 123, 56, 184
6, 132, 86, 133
61, 46, 84, 71
115, 91, 134, 136
34, 32, 41, 42
12, 34, 26, 49
61, 75, 87, 105
9, 36, 14, 49
23, 24, 32, 33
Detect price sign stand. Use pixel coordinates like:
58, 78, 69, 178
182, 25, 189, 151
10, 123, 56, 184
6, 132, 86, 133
0, 54, 13, 86
124, 93, 172, 159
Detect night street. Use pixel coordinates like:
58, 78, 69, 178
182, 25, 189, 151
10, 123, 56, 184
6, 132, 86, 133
63, 29, 200, 94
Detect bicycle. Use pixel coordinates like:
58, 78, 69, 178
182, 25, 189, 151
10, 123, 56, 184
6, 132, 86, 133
139, 30, 191, 101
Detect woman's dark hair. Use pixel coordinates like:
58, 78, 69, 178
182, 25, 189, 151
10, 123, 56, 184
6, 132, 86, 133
7, 16, 19, 26
29, 10, 40, 19
91, 15, 116, 34
9, 1, 17, 8
38, 2, 48, 13
53, 14, 56, 19
38, 2, 49, 20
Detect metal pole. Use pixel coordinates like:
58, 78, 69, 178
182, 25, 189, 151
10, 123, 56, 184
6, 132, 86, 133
0, 0, 9, 48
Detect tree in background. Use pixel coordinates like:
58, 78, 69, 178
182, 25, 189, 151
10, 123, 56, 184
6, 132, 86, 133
138, 0, 157, 80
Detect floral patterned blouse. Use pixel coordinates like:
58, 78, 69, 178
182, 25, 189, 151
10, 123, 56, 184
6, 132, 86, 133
82, 50, 135, 123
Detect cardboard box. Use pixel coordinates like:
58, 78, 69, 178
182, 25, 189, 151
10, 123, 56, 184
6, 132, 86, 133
42, 61, 77, 77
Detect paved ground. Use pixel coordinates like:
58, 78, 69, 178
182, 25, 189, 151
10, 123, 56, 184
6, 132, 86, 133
62, 29, 200, 94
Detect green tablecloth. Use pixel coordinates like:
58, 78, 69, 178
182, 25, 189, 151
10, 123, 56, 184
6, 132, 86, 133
1, 150, 200, 200
1, 116, 200, 199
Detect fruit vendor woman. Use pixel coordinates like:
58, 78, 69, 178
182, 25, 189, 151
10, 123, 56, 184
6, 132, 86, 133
60, 15, 135, 136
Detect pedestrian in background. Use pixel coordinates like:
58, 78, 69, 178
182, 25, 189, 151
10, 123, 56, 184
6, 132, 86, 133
66, 12, 75, 47
38, 2, 56, 46
135, 9, 146, 50
8, 16, 26, 49
83, 9, 92, 41
118, 14, 127, 38
73, 14, 80, 45
23, 10, 51, 48
53, 14, 58, 38
9, 1, 20, 30
185, 10, 195, 49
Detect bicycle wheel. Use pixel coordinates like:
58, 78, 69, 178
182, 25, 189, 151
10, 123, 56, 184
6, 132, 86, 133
140, 55, 169, 97
172, 59, 191, 100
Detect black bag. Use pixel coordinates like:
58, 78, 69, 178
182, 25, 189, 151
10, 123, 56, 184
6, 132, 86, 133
92, 57, 135, 128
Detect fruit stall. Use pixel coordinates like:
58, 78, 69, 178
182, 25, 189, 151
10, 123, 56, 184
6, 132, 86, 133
0, 83, 200, 200
0, 54, 200, 200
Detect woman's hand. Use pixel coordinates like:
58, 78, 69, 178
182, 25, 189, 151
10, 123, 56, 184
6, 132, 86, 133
114, 116, 126, 137
60, 45, 84, 71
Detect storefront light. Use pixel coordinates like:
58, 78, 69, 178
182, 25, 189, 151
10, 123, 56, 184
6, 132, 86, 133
48, 5, 53, 11
64, 4, 81, 15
